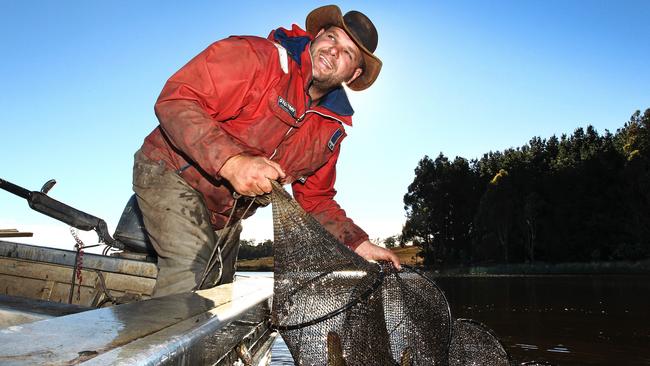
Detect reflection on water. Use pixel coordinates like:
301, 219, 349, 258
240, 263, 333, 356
271, 335, 295, 365
268, 274, 650, 366
434, 274, 650, 366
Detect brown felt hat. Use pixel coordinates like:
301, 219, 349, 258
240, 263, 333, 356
306, 5, 382, 91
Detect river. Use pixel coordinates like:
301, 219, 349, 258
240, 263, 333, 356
264, 273, 650, 365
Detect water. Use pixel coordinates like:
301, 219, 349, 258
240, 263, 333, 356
434, 274, 650, 365
266, 273, 650, 365
236, 271, 296, 365
270, 335, 295, 365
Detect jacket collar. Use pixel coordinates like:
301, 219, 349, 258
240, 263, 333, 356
318, 86, 354, 117
270, 26, 355, 123
272, 26, 310, 66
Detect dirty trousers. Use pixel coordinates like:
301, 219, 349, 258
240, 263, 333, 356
133, 150, 241, 297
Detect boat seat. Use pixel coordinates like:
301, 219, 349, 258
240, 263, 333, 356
113, 195, 155, 255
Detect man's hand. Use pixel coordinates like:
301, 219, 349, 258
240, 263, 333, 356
220, 154, 286, 196
354, 240, 401, 270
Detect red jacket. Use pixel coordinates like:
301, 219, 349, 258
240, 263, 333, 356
140, 25, 368, 249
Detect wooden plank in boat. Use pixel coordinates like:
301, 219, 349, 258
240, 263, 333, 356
0, 229, 33, 238
0, 240, 157, 278
0, 258, 155, 304
0, 258, 156, 293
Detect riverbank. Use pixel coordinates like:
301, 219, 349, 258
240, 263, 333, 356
238, 246, 650, 274
237, 246, 423, 271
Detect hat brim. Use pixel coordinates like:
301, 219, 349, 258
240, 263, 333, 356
306, 5, 382, 91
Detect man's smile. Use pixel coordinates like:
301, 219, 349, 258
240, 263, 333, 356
319, 53, 334, 71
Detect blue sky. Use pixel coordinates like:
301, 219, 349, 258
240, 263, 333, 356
1, 1, 649, 251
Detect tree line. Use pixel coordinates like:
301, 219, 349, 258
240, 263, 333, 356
402, 109, 650, 267
238, 239, 274, 260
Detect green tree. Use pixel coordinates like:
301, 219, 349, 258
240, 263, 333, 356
403, 154, 480, 266
238, 239, 273, 260
404, 108, 650, 267
383, 235, 398, 249
474, 169, 515, 263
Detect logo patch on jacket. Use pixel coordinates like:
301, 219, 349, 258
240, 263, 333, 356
277, 96, 296, 118
328, 128, 344, 151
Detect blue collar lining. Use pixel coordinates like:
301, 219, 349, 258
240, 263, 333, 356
273, 28, 310, 66
319, 87, 354, 117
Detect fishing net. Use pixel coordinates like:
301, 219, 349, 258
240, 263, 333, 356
270, 182, 394, 364
380, 263, 453, 364
269, 182, 542, 366
449, 319, 511, 366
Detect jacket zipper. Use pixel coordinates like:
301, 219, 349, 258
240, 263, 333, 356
269, 126, 294, 160
269, 108, 343, 160
297, 109, 344, 124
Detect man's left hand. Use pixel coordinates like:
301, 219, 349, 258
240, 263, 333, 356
354, 240, 401, 270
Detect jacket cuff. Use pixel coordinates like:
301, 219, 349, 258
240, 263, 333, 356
347, 233, 369, 251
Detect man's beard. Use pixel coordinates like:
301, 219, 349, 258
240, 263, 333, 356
311, 50, 348, 93
311, 61, 350, 93
311, 73, 344, 93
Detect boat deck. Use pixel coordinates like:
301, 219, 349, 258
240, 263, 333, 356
0, 240, 157, 306
0, 240, 277, 365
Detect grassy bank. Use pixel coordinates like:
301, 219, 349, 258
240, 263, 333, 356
238, 245, 650, 274
237, 257, 274, 271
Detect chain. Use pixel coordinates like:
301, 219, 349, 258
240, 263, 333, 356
70, 228, 85, 301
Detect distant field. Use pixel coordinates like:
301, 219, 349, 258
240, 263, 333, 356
391, 245, 422, 265
237, 245, 422, 271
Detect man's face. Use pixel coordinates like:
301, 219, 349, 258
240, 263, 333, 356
310, 26, 363, 91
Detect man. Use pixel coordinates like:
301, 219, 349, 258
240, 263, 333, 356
134, 5, 400, 297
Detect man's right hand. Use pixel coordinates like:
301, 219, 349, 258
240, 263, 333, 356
219, 154, 286, 196
354, 240, 402, 270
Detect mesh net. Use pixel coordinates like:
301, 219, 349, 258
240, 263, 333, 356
269, 182, 537, 366
380, 263, 452, 364
270, 182, 392, 364
449, 319, 511, 366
